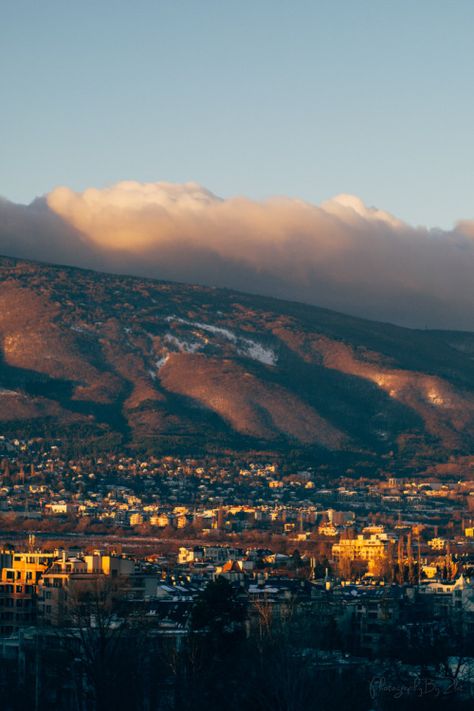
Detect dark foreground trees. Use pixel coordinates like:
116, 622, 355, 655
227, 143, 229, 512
2, 577, 473, 711
169, 578, 370, 711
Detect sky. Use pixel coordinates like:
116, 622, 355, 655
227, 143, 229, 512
1, 0, 474, 229
1, 2, 474, 331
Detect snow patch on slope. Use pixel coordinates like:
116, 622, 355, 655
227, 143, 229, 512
166, 317, 237, 343
155, 355, 169, 371
164, 334, 202, 353
239, 340, 277, 366
165, 315, 277, 366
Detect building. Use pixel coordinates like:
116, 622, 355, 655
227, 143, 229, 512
332, 532, 393, 573
0, 551, 56, 635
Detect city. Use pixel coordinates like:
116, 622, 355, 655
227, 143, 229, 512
1, 435, 474, 708
2, 2, 474, 709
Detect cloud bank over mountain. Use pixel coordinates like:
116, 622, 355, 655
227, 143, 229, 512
1, 181, 474, 330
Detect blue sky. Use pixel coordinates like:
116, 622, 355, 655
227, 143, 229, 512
1, 0, 473, 228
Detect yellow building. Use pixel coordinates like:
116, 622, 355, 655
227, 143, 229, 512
150, 514, 170, 527
129, 512, 144, 526
428, 537, 446, 550
0, 551, 56, 635
319, 523, 338, 536
84, 551, 134, 576
332, 533, 391, 564
37, 555, 88, 626
38, 552, 136, 626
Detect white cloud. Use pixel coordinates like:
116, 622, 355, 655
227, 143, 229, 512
1, 181, 474, 330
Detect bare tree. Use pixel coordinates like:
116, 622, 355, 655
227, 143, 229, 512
65, 575, 151, 711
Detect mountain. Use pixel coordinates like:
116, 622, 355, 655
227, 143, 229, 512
1, 255, 474, 472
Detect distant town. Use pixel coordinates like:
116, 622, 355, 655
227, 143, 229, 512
1, 435, 474, 708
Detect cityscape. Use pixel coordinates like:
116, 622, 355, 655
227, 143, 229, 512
2, 2, 474, 709
0, 435, 474, 708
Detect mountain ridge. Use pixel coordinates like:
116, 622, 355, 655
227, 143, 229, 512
1, 254, 474, 473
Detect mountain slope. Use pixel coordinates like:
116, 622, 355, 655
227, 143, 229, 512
1, 255, 474, 469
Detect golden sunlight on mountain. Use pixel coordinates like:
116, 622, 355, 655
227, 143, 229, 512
159, 353, 348, 448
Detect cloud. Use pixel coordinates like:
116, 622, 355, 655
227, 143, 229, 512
0, 195, 98, 265
1, 181, 474, 330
